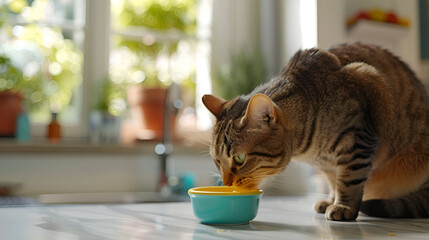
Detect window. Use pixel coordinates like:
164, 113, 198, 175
0, 0, 212, 141
0, 0, 85, 137
109, 0, 199, 116
108, 0, 213, 137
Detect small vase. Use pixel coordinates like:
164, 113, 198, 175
0, 90, 23, 137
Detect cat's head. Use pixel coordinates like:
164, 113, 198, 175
203, 93, 292, 189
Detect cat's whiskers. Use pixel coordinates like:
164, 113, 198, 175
207, 171, 223, 185
182, 133, 212, 147
194, 150, 211, 157
176, 136, 211, 157
208, 171, 221, 178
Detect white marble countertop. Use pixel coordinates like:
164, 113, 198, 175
1, 194, 428, 240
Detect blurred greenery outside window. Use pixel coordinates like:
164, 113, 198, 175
0, 0, 210, 138
0, 0, 85, 125
107, 0, 200, 117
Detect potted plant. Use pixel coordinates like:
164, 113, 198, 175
0, 90, 23, 137
110, 0, 197, 142
126, 84, 169, 141
0, 55, 24, 137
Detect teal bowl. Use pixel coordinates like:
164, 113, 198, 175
188, 186, 263, 225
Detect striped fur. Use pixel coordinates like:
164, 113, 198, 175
203, 43, 429, 221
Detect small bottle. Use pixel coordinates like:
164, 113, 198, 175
15, 111, 31, 142
47, 112, 61, 142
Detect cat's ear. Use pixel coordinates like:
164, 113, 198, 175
242, 94, 276, 128
202, 94, 227, 118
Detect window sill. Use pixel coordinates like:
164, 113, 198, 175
0, 136, 209, 155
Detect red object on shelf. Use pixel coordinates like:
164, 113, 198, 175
348, 9, 409, 28
356, 11, 370, 21
386, 12, 399, 24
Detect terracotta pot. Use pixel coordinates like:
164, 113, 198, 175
0, 90, 23, 137
127, 86, 176, 141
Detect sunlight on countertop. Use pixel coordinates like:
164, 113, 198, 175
1, 194, 428, 240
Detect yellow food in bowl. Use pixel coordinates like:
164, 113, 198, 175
188, 186, 263, 195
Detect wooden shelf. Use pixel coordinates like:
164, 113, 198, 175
0, 137, 208, 155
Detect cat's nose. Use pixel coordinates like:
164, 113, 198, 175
222, 172, 234, 186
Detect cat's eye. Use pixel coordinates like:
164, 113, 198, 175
233, 154, 246, 165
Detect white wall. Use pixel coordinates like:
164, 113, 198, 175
211, 0, 261, 69
0, 149, 313, 198
0, 151, 217, 197
318, 0, 422, 78
317, 0, 347, 49
279, 0, 318, 67
394, 0, 422, 78
260, 0, 282, 78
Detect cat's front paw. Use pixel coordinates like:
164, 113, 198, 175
314, 200, 332, 213
325, 204, 358, 221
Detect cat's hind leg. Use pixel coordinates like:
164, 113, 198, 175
361, 181, 429, 218
361, 150, 429, 218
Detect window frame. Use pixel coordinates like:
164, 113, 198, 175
1, 0, 90, 138
4, 0, 212, 140
29, 0, 110, 139
108, 0, 214, 133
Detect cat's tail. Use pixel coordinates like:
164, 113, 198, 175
360, 185, 429, 218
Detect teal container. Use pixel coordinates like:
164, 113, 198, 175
188, 186, 263, 225
15, 112, 30, 141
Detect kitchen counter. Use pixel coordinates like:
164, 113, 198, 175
1, 194, 428, 240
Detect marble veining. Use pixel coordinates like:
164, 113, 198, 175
0, 194, 428, 240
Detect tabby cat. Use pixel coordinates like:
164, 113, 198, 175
203, 43, 429, 221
